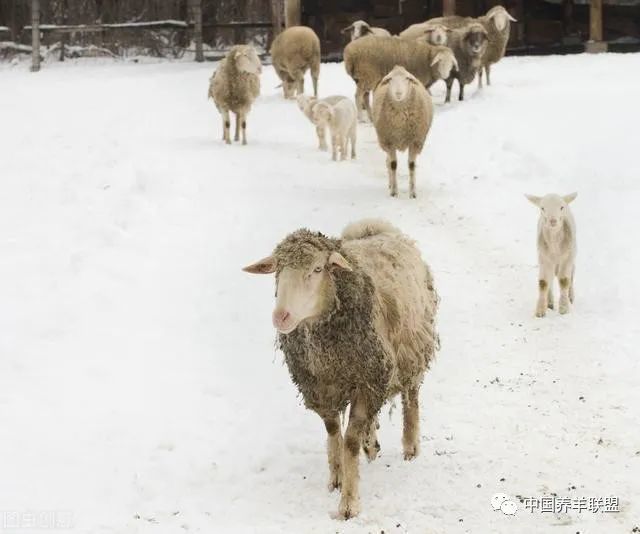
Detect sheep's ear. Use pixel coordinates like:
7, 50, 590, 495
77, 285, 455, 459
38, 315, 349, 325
525, 194, 542, 207
361, 25, 373, 36
405, 71, 420, 84
328, 252, 352, 272
563, 192, 578, 204
341, 24, 354, 35
243, 256, 277, 274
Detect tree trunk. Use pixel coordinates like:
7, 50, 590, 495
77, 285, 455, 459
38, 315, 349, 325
443, 0, 456, 16
31, 0, 40, 72
271, 0, 284, 38
285, 0, 301, 27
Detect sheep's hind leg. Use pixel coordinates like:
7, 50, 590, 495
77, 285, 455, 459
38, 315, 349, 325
240, 113, 247, 145
387, 150, 398, 197
486, 64, 492, 86
221, 109, 231, 144
234, 112, 240, 142
362, 416, 380, 462
401, 387, 420, 460
338, 397, 368, 519
445, 76, 454, 103
458, 80, 465, 101
322, 415, 343, 492
569, 265, 575, 303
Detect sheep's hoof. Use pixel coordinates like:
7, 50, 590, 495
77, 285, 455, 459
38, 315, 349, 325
547, 300, 554, 310
559, 298, 570, 314
242, 140, 247, 146
410, 191, 417, 199
535, 308, 546, 318
328, 472, 342, 492
338, 495, 360, 520
363, 439, 380, 462
403, 443, 419, 461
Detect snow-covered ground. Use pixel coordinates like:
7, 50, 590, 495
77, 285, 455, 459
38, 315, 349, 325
1, 53, 639, 534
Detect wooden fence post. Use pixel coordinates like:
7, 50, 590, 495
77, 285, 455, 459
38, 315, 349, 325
190, 0, 204, 62
285, 0, 301, 27
586, 0, 607, 53
30, 0, 40, 72
443, 0, 456, 16
271, 0, 284, 38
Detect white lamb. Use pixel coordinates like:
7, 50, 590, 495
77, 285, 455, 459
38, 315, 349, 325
296, 95, 349, 151
525, 193, 578, 317
311, 99, 357, 161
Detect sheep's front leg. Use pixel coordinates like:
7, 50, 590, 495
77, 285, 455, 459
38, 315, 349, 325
339, 397, 368, 519
387, 149, 398, 197
445, 76, 454, 103
234, 112, 240, 142
363, 91, 373, 122
402, 387, 420, 460
478, 67, 484, 89
323, 415, 343, 492
362, 416, 380, 462
240, 113, 247, 145
408, 146, 419, 199
316, 125, 327, 150
458, 80, 465, 101
536, 262, 554, 317
221, 109, 231, 144
558, 260, 574, 314
486, 64, 492, 86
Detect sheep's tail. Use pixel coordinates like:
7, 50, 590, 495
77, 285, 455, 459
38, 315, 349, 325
341, 218, 400, 241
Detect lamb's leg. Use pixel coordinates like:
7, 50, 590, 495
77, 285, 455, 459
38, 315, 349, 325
221, 109, 231, 144
316, 125, 327, 150
350, 124, 356, 159
340, 134, 348, 161
408, 146, 419, 199
486, 64, 492, 86
331, 133, 338, 162
558, 260, 574, 314
234, 112, 240, 142
547, 283, 554, 310
338, 397, 368, 519
445, 76, 454, 103
401, 387, 420, 460
362, 416, 380, 462
569, 265, 575, 303
536, 262, 554, 317
323, 415, 343, 492
387, 149, 398, 197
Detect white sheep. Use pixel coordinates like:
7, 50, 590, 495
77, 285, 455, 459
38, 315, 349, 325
341, 20, 391, 40
270, 26, 320, 99
296, 94, 349, 151
311, 99, 357, 161
525, 193, 578, 317
243, 218, 439, 519
208, 45, 261, 145
477, 6, 517, 87
372, 65, 433, 198
399, 22, 449, 46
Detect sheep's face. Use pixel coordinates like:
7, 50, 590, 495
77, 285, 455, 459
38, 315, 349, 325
463, 26, 489, 57
235, 46, 262, 75
311, 102, 333, 126
487, 7, 517, 32
243, 251, 352, 334
380, 65, 418, 103
526, 193, 577, 230
342, 20, 372, 41
425, 25, 448, 46
431, 48, 458, 79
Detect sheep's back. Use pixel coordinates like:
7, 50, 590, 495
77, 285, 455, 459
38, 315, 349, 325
271, 26, 320, 73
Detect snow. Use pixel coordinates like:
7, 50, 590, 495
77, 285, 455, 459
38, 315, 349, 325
1, 53, 639, 533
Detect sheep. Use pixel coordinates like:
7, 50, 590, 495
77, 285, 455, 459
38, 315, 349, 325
270, 26, 320, 99
310, 98, 357, 161
372, 65, 433, 199
208, 45, 261, 145
341, 19, 391, 40
443, 22, 489, 102
243, 218, 439, 519
399, 22, 449, 46
296, 95, 349, 151
343, 35, 457, 121
525, 193, 578, 317
477, 6, 517, 87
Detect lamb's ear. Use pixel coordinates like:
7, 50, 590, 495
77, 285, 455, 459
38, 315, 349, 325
525, 194, 542, 207
563, 192, 578, 204
243, 256, 277, 274
328, 252, 353, 272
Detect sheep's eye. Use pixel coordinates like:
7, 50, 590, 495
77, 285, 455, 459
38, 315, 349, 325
313, 266, 323, 273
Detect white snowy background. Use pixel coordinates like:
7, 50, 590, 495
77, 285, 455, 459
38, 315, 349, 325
1, 52, 639, 533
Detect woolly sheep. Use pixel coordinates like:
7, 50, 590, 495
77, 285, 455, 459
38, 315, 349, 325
477, 6, 517, 87
208, 45, 261, 145
311, 99, 357, 161
270, 26, 320, 99
341, 20, 391, 40
296, 95, 349, 151
243, 218, 439, 519
344, 35, 457, 121
525, 193, 578, 317
372, 66, 433, 198
443, 22, 488, 102
399, 22, 449, 46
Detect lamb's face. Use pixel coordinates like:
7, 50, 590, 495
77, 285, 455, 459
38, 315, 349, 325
311, 102, 333, 126
243, 249, 352, 334
464, 26, 489, 57
425, 25, 448, 46
342, 20, 372, 41
380, 65, 417, 103
526, 193, 577, 230
235, 46, 262, 75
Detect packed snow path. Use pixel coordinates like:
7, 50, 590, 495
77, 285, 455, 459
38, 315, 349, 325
1, 53, 639, 533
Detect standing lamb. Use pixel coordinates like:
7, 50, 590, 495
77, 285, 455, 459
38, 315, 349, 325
344, 35, 457, 121
443, 22, 489, 102
243, 219, 439, 519
372, 65, 433, 198
341, 20, 391, 40
525, 193, 578, 317
477, 6, 517, 87
296, 95, 349, 151
208, 45, 261, 145
270, 26, 320, 99
311, 99, 357, 161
